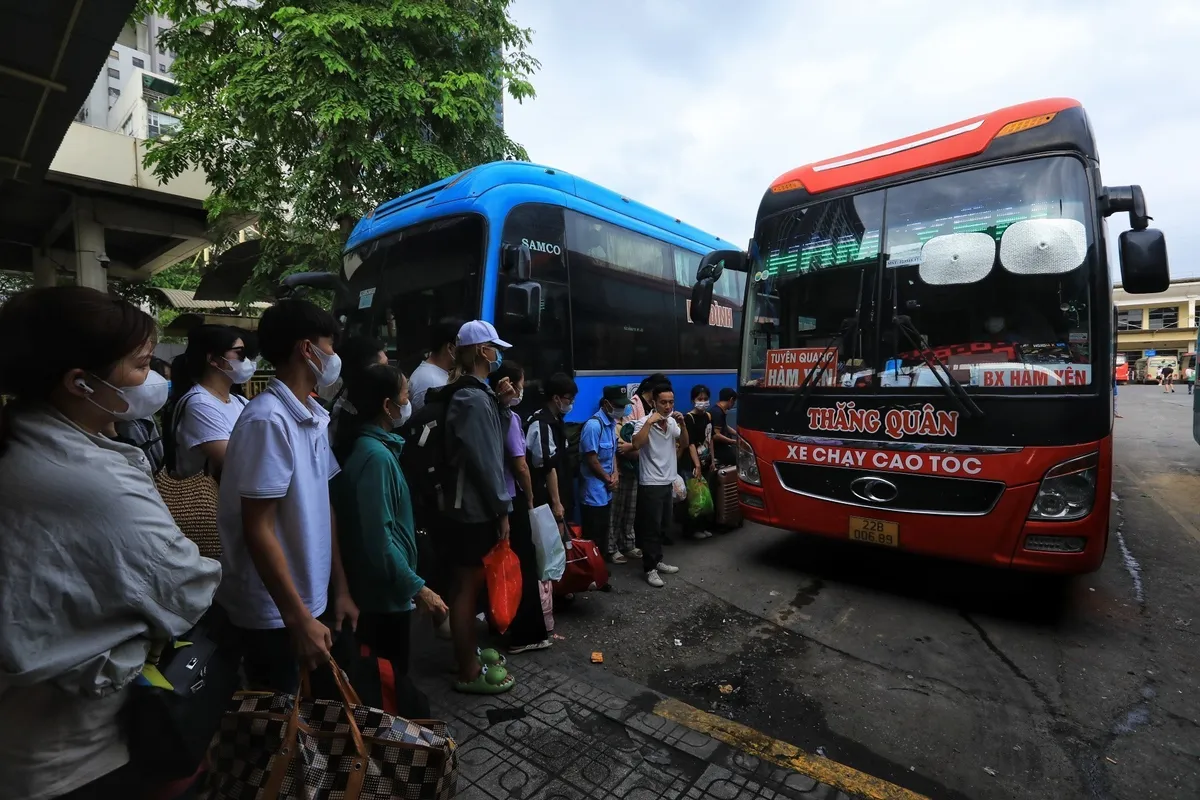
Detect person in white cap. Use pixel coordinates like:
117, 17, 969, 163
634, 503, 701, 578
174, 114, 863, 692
444, 320, 519, 693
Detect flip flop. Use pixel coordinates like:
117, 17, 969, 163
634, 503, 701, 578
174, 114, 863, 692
455, 664, 515, 694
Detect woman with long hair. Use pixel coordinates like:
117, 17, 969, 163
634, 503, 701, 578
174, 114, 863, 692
169, 324, 255, 478
330, 364, 447, 674
0, 286, 220, 800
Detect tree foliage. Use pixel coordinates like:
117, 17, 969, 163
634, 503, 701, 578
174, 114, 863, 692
144, 0, 537, 288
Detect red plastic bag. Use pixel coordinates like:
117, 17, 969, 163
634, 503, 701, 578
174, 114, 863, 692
482, 539, 522, 635
553, 526, 610, 597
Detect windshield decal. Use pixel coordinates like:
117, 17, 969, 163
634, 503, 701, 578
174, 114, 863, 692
971, 364, 1091, 388
766, 348, 836, 387
808, 402, 959, 440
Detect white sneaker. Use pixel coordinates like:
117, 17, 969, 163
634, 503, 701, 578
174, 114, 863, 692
626, 547, 643, 558
656, 562, 680, 574
691, 530, 714, 540
646, 569, 665, 588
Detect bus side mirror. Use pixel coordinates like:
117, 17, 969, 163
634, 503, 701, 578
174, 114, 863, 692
504, 281, 541, 332
276, 271, 355, 309
691, 248, 747, 326
501, 243, 532, 281
1118, 228, 1169, 294
690, 279, 715, 326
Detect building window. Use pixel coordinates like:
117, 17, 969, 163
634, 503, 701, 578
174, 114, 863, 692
1116, 309, 1143, 330
1148, 306, 1178, 330
147, 111, 180, 138
108, 67, 120, 79
110, 49, 119, 60
108, 87, 121, 97
132, 57, 144, 69
159, 64, 168, 74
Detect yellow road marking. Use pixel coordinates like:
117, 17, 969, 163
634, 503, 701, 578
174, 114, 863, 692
653, 697, 929, 800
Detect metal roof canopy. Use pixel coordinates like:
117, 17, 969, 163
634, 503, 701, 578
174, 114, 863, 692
0, 0, 138, 185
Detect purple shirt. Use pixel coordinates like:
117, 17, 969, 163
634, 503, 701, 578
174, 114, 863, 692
503, 411, 526, 499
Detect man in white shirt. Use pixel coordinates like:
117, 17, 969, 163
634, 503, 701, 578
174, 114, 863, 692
409, 318, 464, 413
631, 381, 689, 587
216, 298, 358, 695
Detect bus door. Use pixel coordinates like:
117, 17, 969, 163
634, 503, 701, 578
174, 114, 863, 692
495, 203, 574, 396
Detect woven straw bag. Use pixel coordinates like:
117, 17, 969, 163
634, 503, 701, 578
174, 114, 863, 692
154, 470, 222, 559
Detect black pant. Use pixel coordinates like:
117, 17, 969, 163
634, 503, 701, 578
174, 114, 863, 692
228, 610, 350, 698
635, 483, 674, 573
356, 610, 413, 675
506, 495, 549, 647
580, 502, 611, 549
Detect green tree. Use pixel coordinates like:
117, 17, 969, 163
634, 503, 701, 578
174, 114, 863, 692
143, 0, 537, 296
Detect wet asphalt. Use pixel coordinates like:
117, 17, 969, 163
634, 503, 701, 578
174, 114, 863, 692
534, 385, 1200, 800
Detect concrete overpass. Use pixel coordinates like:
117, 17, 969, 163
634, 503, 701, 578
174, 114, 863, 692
1, 1, 215, 293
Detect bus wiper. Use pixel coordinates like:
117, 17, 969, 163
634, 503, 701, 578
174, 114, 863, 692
786, 316, 857, 413
893, 315, 983, 418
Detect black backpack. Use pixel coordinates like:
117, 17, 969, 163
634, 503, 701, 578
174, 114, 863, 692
399, 376, 484, 518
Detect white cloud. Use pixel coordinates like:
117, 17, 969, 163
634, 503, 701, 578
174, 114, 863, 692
506, 0, 1198, 277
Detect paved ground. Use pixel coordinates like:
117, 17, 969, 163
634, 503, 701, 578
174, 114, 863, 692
414, 385, 1199, 800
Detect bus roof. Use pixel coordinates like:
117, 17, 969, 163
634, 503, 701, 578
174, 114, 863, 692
348, 160, 731, 253
768, 97, 1083, 197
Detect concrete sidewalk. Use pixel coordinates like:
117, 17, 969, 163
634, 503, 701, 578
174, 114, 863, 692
412, 655, 856, 800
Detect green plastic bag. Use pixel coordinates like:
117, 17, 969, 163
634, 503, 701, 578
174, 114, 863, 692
686, 477, 714, 520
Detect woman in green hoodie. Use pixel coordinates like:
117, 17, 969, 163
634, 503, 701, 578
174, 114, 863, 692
331, 363, 448, 673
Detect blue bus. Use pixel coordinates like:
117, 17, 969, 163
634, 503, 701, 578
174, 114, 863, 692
320, 161, 746, 421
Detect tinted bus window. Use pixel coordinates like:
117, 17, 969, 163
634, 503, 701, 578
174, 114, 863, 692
565, 210, 678, 373
498, 204, 572, 384
349, 215, 484, 373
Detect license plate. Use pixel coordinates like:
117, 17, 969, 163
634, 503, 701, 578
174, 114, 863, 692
848, 516, 899, 547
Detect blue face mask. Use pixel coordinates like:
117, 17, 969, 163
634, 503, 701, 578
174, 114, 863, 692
487, 347, 503, 374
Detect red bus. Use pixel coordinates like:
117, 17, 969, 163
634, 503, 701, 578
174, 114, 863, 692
691, 98, 1169, 573
1115, 354, 1129, 384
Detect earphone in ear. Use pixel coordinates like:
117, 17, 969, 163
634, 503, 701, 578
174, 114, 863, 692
74, 378, 94, 395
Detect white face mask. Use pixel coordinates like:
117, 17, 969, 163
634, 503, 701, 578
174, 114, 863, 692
694, 400, 710, 411
83, 370, 169, 421
220, 356, 257, 384
508, 389, 523, 408
389, 400, 412, 429
306, 342, 342, 389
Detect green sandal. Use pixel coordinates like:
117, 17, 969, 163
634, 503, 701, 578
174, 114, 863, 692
455, 664, 515, 695
446, 648, 507, 675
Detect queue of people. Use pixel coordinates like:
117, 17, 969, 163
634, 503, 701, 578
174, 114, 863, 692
0, 285, 741, 797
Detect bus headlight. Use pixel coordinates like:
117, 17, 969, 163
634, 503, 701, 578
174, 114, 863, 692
737, 436, 761, 486
1028, 452, 1099, 521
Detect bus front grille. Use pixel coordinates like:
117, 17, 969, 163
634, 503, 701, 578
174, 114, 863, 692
773, 463, 1005, 516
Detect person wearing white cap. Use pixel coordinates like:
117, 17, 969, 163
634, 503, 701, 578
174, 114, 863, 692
443, 319, 519, 693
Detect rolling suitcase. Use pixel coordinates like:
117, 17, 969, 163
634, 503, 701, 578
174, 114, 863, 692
712, 466, 742, 527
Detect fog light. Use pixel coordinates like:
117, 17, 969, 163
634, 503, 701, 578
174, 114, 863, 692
1024, 535, 1087, 553
740, 493, 765, 509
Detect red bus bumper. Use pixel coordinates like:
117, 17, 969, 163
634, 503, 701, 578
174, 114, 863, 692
737, 436, 1112, 574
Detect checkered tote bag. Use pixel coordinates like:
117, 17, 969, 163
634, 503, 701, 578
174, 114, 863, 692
200, 662, 457, 799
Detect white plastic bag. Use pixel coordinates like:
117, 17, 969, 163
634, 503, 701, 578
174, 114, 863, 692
671, 474, 687, 502
530, 504, 566, 581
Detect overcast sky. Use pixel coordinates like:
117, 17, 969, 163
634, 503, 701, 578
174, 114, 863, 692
505, 1, 1198, 279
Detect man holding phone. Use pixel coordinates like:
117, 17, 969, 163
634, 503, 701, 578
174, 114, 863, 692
631, 382, 689, 587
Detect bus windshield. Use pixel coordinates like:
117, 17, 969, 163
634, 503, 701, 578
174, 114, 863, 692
743, 156, 1095, 393
343, 215, 484, 373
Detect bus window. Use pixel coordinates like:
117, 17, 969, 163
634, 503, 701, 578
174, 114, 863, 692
498, 203, 572, 384
366, 215, 485, 373
565, 210, 679, 373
